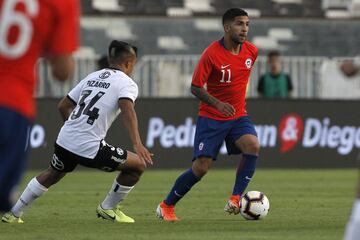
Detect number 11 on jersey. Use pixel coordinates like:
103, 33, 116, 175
220, 69, 231, 83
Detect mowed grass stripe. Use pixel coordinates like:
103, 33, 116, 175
1, 169, 356, 240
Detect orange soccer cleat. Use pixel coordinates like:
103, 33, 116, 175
224, 194, 241, 215
156, 201, 179, 221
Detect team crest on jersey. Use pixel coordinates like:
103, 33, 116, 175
245, 58, 253, 69
99, 71, 110, 79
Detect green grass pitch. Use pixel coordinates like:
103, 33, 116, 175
1, 169, 357, 240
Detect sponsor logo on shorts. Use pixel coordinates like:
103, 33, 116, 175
199, 142, 204, 150
52, 154, 64, 171
116, 147, 124, 156
111, 155, 126, 164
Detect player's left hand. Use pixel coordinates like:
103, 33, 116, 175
215, 101, 236, 117
133, 143, 154, 166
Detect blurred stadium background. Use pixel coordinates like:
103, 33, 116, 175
30, 0, 360, 170
37, 0, 360, 99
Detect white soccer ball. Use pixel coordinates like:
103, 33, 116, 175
240, 191, 270, 220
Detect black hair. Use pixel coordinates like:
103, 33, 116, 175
268, 50, 281, 60
222, 8, 248, 25
108, 40, 137, 64
97, 55, 109, 69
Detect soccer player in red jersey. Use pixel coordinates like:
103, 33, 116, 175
157, 8, 259, 221
0, 0, 79, 213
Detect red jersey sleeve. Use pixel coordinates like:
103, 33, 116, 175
47, 0, 80, 55
247, 41, 259, 62
191, 48, 213, 87
254, 47, 259, 61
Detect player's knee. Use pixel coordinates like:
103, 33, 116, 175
136, 160, 146, 175
192, 157, 211, 177
128, 158, 146, 177
192, 165, 208, 177
243, 141, 260, 155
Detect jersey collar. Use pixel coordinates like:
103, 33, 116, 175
219, 37, 243, 54
106, 67, 122, 71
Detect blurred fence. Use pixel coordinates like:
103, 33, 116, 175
37, 55, 354, 99
132, 55, 326, 98
37, 57, 98, 98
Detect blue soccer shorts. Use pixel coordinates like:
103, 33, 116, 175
193, 116, 257, 161
0, 107, 32, 212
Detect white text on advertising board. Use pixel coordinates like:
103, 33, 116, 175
146, 115, 360, 155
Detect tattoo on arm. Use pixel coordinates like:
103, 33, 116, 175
191, 85, 219, 107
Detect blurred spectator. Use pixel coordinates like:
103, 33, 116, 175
340, 59, 360, 77
257, 51, 293, 98
97, 55, 109, 69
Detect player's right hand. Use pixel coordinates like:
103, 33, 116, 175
215, 102, 236, 117
133, 143, 153, 166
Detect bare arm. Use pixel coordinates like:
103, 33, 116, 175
58, 96, 76, 121
190, 85, 235, 117
119, 99, 153, 165
191, 84, 220, 106
48, 54, 75, 81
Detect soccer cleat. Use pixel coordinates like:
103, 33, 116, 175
224, 195, 241, 215
96, 204, 135, 223
156, 201, 179, 221
1, 212, 24, 224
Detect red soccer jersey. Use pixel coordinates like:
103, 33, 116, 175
0, 0, 79, 119
192, 39, 258, 120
